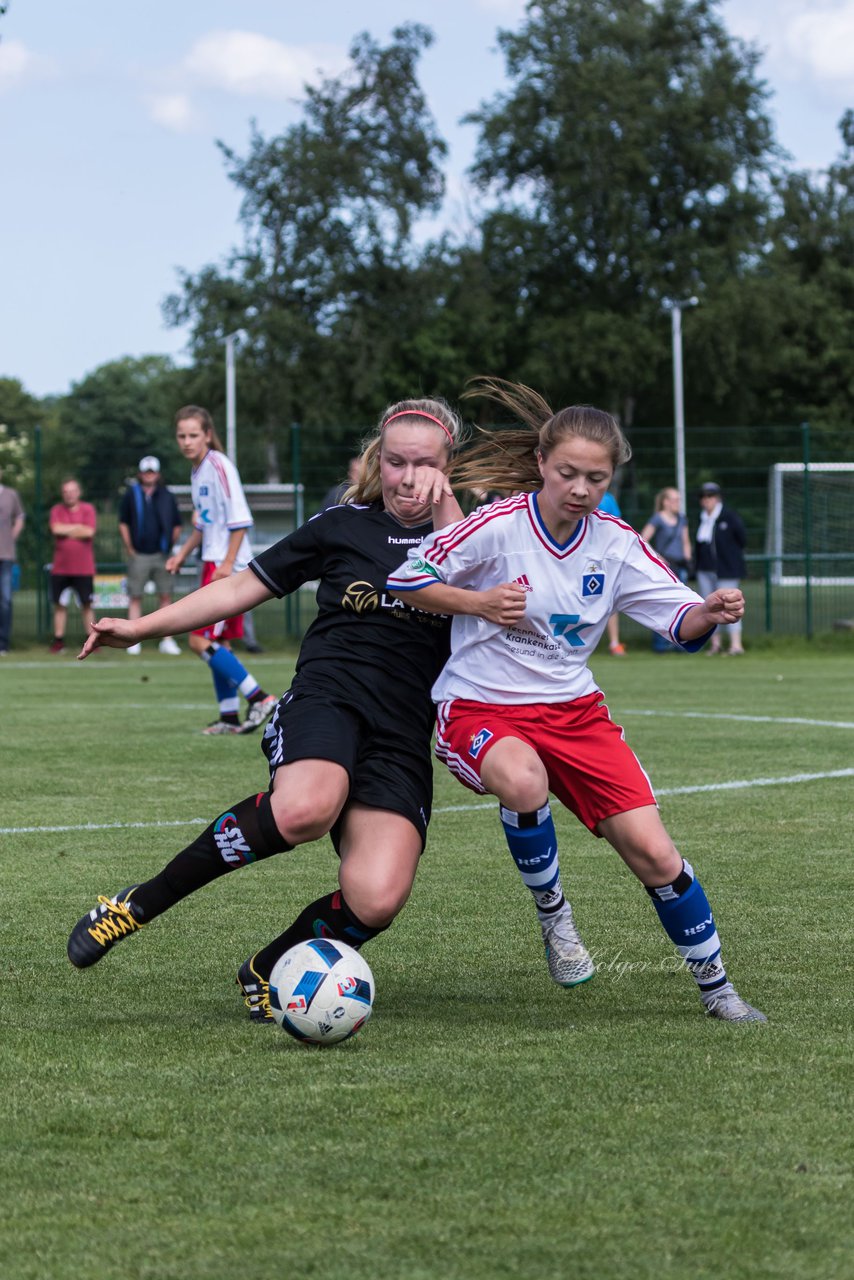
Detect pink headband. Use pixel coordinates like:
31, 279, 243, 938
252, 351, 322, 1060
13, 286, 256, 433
382, 409, 454, 444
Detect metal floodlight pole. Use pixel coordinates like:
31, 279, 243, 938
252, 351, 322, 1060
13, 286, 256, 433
224, 331, 241, 465
669, 297, 698, 512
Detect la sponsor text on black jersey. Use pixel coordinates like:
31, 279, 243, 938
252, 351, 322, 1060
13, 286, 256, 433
249, 503, 450, 738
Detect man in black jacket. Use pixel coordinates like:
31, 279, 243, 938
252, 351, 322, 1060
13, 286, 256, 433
118, 457, 183, 655
694, 482, 746, 655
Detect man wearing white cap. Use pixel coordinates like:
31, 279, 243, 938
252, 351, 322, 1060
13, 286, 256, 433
118, 456, 183, 655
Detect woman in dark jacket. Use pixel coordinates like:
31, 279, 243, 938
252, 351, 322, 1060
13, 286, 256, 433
694, 482, 746, 654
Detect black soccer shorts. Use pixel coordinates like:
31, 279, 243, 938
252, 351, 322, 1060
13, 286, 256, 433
261, 687, 433, 852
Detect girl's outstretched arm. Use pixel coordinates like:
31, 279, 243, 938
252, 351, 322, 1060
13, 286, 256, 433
78, 569, 272, 657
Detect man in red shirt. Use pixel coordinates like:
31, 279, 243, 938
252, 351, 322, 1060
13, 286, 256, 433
49, 477, 97, 654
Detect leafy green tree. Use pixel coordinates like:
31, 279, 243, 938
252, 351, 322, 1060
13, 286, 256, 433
164, 24, 447, 487
673, 110, 854, 453
0, 377, 43, 443
759, 112, 854, 450
57, 356, 194, 502
464, 0, 780, 427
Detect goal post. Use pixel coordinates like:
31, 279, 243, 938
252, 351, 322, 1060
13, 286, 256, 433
766, 463, 854, 585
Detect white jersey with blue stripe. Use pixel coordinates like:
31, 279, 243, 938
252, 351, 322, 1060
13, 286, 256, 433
387, 492, 710, 705
191, 449, 253, 569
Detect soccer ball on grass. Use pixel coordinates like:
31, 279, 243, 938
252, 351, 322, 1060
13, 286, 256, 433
269, 938, 374, 1045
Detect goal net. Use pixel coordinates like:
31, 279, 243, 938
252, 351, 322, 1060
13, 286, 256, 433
766, 463, 854, 585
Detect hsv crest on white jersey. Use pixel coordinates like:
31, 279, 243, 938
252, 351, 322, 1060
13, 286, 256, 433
387, 493, 710, 704
191, 450, 253, 569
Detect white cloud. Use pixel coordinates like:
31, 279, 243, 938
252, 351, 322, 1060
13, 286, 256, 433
147, 92, 198, 133
724, 1, 854, 85
474, 0, 527, 14
0, 39, 53, 92
785, 3, 854, 81
143, 28, 348, 128
182, 29, 346, 99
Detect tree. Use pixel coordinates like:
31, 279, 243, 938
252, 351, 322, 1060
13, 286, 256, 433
759, 112, 854, 448
463, 0, 780, 425
0, 377, 43, 441
164, 24, 448, 485
57, 356, 193, 502
673, 110, 854, 451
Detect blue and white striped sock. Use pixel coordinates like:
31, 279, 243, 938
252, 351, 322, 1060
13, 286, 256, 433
500, 802, 567, 922
202, 642, 259, 709
202, 641, 252, 690
646, 860, 728, 992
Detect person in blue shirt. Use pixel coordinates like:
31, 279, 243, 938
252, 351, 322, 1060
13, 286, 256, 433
118, 457, 183, 655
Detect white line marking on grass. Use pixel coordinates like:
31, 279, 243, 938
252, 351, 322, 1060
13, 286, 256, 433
0, 818, 211, 835
3, 768, 853, 835
436, 768, 854, 812
0, 657, 287, 670
622, 709, 854, 730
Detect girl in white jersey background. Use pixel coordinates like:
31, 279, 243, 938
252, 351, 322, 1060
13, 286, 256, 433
166, 406, 276, 735
389, 378, 765, 1023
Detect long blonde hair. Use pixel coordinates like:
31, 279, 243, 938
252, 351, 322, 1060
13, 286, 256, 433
451, 378, 631, 494
342, 398, 465, 505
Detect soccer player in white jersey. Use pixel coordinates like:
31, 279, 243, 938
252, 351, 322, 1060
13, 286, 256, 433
388, 378, 765, 1023
165, 406, 276, 734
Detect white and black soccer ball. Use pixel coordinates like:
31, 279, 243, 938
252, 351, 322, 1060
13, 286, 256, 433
269, 938, 374, 1045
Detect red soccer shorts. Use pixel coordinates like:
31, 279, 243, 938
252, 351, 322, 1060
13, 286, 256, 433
435, 692, 656, 834
192, 561, 245, 641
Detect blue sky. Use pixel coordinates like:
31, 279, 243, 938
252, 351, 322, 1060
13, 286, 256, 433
2, 0, 852, 399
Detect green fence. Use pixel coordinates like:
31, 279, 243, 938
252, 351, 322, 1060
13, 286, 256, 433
4, 418, 852, 648
6, 552, 852, 650
7, 564, 301, 650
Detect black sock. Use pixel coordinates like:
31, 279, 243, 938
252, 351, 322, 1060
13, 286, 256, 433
130, 792, 291, 921
247, 689, 268, 705
252, 891, 387, 979
220, 711, 240, 726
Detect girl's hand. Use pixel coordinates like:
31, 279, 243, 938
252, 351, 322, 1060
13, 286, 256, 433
78, 618, 140, 659
411, 466, 455, 506
703, 588, 745, 624
475, 583, 528, 626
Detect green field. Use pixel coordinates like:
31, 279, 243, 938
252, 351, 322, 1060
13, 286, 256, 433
1, 645, 852, 1280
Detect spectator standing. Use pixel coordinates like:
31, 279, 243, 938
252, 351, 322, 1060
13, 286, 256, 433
118, 456, 183, 656
694, 482, 747, 655
641, 487, 693, 652
0, 472, 25, 655
48, 478, 97, 654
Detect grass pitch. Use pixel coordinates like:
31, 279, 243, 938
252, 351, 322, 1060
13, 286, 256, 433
1, 643, 852, 1280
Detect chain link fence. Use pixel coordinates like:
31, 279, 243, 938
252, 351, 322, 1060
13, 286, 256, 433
5, 421, 852, 648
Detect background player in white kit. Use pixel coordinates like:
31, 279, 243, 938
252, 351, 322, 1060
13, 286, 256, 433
389, 378, 765, 1023
166, 406, 276, 734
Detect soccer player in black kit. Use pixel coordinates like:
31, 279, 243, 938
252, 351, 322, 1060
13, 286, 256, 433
67, 398, 518, 1021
